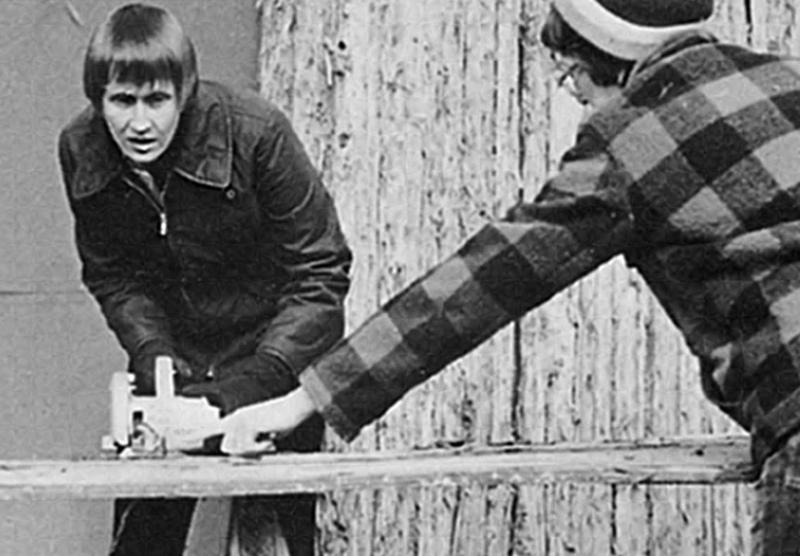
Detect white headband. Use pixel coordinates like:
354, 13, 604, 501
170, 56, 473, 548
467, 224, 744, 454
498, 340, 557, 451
552, 0, 708, 60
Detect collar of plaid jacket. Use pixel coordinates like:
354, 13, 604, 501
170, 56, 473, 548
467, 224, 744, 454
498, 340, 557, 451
629, 30, 719, 84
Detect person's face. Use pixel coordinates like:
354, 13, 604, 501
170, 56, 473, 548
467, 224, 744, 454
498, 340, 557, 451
102, 79, 180, 165
550, 52, 621, 110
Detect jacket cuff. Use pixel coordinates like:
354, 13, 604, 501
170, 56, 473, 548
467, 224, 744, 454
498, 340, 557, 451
134, 337, 175, 355
256, 347, 295, 376
298, 365, 360, 442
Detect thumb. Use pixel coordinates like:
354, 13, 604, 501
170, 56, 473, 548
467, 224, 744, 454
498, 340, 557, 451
180, 382, 223, 408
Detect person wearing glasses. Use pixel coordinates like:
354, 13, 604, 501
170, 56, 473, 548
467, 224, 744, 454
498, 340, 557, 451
217, 0, 800, 553
59, 4, 352, 554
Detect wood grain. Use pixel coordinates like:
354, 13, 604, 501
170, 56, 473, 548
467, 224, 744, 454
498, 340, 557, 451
0, 436, 753, 500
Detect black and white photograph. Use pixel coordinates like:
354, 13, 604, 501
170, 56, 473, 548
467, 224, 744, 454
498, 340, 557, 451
1, 1, 798, 554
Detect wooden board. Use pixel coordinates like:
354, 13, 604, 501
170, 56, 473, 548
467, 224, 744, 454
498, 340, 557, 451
0, 436, 752, 500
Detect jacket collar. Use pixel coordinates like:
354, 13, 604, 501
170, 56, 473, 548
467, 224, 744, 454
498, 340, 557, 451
629, 30, 719, 80
70, 81, 232, 199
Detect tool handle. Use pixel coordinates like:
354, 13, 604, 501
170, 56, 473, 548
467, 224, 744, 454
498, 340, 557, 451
155, 355, 175, 398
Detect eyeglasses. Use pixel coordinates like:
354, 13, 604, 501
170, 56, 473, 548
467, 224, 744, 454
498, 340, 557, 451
549, 53, 584, 91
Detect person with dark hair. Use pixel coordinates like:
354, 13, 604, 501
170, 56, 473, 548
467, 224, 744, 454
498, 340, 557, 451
217, 0, 800, 553
59, 3, 351, 555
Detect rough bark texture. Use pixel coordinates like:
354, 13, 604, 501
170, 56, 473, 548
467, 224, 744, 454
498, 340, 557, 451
254, 0, 782, 553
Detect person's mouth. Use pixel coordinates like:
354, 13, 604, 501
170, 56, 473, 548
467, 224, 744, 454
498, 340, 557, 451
127, 137, 157, 152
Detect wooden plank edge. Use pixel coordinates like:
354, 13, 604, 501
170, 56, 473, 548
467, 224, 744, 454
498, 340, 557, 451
0, 436, 754, 500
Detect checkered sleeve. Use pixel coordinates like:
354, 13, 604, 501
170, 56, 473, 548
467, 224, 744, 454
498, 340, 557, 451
299, 143, 634, 441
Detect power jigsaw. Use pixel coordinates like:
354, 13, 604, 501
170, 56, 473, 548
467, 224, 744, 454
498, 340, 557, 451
101, 356, 224, 458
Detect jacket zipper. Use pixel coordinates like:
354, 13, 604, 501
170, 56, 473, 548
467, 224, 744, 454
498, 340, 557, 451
124, 173, 170, 237
158, 212, 167, 236
158, 174, 170, 236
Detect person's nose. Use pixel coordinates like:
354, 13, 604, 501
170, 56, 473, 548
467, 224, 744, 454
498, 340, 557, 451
129, 101, 151, 134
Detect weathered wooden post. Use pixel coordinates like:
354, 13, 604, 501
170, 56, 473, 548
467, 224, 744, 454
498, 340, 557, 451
249, 0, 796, 553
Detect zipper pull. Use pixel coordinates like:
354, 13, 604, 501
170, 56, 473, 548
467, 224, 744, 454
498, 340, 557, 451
159, 212, 168, 236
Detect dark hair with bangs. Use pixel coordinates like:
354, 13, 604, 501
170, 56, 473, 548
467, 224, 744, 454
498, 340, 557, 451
83, 3, 198, 111
540, 6, 633, 87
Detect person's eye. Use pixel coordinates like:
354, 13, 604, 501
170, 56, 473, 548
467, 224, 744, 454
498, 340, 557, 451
147, 93, 172, 106
109, 93, 136, 106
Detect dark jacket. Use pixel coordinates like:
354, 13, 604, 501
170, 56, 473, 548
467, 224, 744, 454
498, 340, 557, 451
59, 81, 352, 379
298, 33, 800, 469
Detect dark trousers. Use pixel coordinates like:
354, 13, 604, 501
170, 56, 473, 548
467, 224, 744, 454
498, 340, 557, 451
110, 497, 195, 556
109, 415, 324, 556
110, 494, 317, 556
752, 430, 800, 555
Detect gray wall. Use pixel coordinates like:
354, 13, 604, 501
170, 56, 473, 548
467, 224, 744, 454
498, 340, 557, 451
0, 1, 258, 553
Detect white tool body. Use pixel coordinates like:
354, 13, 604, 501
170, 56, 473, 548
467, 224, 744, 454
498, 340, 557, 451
103, 356, 223, 457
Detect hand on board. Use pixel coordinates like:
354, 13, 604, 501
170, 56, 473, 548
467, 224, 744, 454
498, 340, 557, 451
219, 386, 317, 456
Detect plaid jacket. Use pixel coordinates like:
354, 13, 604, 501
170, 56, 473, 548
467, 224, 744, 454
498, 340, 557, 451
299, 32, 800, 466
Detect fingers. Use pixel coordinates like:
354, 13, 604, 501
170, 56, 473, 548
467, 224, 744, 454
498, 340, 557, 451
217, 395, 301, 456
132, 372, 155, 396
173, 357, 194, 378
220, 407, 268, 455
221, 434, 276, 457
220, 418, 276, 456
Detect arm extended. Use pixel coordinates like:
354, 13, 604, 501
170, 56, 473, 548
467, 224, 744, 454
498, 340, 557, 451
221, 134, 634, 453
